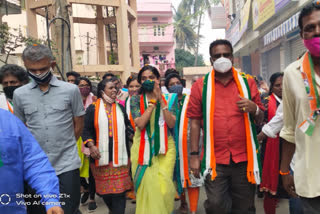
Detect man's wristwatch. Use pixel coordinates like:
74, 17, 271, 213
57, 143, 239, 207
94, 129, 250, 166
190, 151, 199, 156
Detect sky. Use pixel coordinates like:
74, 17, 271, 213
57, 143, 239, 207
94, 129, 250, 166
171, 0, 225, 65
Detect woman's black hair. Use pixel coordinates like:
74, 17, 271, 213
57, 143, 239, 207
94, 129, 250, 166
0, 64, 29, 84
165, 73, 182, 90
97, 78, 115, 98
137, 65, 160, 84
269, 72, 284, 95
137, 65, 160, 94
75, 76, 92, 91
126, 75, 138, 87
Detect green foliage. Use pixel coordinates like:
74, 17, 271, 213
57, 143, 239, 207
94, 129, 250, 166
0, 24, 50, 64
175, 49, 205, 72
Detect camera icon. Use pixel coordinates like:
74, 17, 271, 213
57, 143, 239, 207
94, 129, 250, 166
0, 194, 11, 205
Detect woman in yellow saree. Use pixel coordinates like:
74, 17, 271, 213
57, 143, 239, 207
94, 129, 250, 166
130, 65, 177, 214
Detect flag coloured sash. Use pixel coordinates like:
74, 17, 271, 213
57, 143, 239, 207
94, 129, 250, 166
178, 95, 191, 188
202, 68, 261, 184
94, 98, 128, 167
299, 52, 320, 136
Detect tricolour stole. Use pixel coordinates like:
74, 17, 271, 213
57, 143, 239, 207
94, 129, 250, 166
202, 68, 261, 184
94, 98, 128, 167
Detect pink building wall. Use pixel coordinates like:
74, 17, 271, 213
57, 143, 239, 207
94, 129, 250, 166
137, 0, 175, 75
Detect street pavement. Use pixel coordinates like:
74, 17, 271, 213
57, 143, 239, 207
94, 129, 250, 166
79, 187, 289, 214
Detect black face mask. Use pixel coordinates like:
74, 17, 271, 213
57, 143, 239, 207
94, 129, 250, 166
28, 69, 53, 84
3, 85, 21, 100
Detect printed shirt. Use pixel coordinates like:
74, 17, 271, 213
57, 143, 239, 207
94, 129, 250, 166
187, 74, 264, 165
280, 57, 320, 198
13, 76, 85, 175
0, 109, 60, 213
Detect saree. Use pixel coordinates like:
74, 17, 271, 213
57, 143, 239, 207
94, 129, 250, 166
130, 94, 176, 214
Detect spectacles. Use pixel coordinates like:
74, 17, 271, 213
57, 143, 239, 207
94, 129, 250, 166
212, 53, 232, 59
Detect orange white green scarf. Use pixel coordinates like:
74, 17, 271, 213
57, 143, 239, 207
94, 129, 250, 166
299, 52, 320, 136
7, 100, 13, 113
202, 68, 261, 184
178, 95, 191, 188
94, 98, 128, 167
138, 94, 171, 165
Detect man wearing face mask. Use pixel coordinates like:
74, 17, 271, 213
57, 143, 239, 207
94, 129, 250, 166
0, 64, 29, 113
187, 39, 264, 214
280, 1, 320, 212
13, 44, 85, 214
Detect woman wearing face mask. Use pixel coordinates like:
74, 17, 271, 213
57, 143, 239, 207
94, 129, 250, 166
76, 77, 97, 110
165, 73, 203, 214
82, 78, 133, 214
130, 65, 177, 214
0, 64, 29, 113
257, 72, 288, 214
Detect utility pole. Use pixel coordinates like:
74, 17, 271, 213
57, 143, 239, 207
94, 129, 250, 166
86, 32, 89, 64
52, 0, 72, 79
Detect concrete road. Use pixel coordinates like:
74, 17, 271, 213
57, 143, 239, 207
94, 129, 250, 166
79, 187, 289, 214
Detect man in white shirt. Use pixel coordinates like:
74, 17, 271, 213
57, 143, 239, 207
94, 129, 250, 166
280, 1, 320, 212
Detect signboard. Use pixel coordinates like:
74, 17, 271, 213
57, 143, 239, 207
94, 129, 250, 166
239, 0, 251, 37
252, 0, 293, 30
210, 6, 227, 29
275, 0, 291, 12
226, 18, 240, 46
252, 0, 275, 30
263, 12, 299, 46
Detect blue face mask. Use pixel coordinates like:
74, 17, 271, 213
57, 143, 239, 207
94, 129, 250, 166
168, 84, 183, 95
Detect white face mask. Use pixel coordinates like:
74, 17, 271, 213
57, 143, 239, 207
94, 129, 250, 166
213, 57, 232, 73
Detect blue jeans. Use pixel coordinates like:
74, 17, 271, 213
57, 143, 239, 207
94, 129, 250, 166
289, 170, 303, 214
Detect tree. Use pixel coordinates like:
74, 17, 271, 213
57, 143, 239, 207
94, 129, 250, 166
0, 24, 46, 65
177, 0, 220, 65
175, 48, 205, 73
173, 2, 197, 50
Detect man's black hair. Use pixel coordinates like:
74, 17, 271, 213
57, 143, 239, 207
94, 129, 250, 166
298, 1, 320, 30
102, 72, 115, 80
209, 39, 233, 57
0, 64, 29, 84
66, 71, 80, 78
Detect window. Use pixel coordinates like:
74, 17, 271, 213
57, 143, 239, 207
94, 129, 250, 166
153, 25, 165, 37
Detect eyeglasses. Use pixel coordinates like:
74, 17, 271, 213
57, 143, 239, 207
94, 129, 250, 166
212, 53, 232, 59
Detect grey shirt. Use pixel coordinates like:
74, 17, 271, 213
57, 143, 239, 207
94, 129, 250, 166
13, 76, 85, 175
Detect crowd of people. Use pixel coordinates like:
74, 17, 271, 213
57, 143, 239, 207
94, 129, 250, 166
0, 2, 319, 214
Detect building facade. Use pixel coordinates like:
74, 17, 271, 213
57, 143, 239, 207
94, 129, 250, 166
210, 0, 310, 83
137, 0, 175, 75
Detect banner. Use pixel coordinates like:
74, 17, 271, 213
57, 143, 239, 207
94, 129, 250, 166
252, 0, 275, 30
239, 0, 252, 36
275, 0, 291, 12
